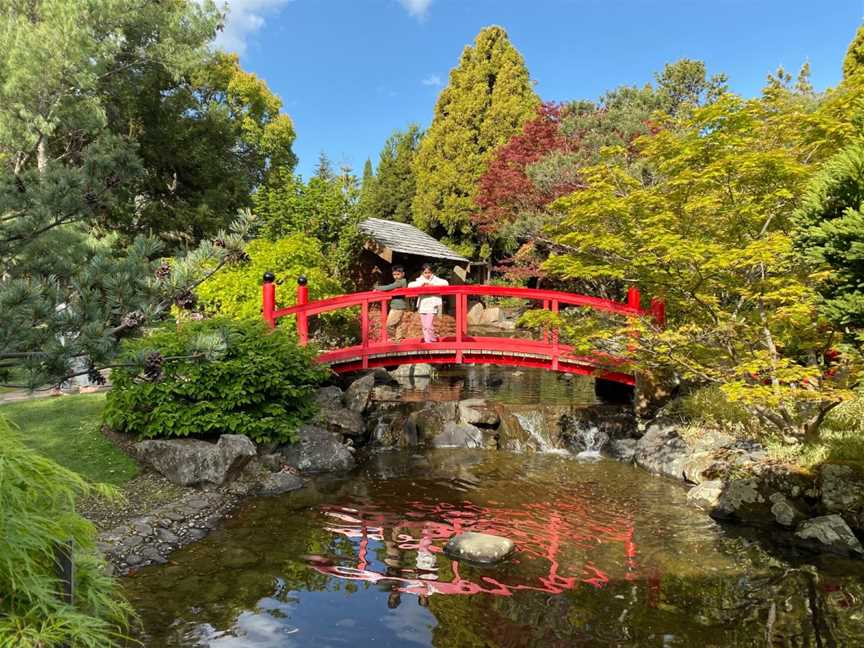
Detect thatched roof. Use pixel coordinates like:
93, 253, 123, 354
359, 218, 468, 262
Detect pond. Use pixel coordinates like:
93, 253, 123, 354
122, 448, 864, 647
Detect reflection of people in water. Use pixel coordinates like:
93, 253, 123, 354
384, 525, 403, 609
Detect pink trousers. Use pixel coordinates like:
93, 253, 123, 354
420, 313, 437, 342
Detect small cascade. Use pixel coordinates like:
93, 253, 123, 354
513, 411, 568, 455
568, 423, 609, 459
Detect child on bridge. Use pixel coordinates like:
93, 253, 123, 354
373, 265, 408, 341
408, 263, 449, 343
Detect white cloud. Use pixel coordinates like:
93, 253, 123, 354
421, 75, 441, 87
211, 0, 292, 55
399, 0, 433, 19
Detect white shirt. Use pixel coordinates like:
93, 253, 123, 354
408, 275, 449, 313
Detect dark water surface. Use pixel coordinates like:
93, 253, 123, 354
123, 449, 864, 647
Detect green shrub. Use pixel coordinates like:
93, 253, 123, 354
196, 235, 341, 320
0, 417, 132, 648
667, 385, 757, 435
103, 319, 329, 445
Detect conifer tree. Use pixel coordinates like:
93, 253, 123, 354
412, 26, 539, 254
844, 25, 864, 79
365, 124, 421, 222
359, 158, 375, 216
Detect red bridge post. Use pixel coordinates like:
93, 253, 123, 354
262, 272, 276, 330
296, 276, 309, 345
651, 297, 666, 328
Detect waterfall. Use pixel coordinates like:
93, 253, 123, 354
570, 424, 608, 459
513, 411, 567, 455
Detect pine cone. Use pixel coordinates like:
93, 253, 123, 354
121, 311, 146, 329
87, 364, 107, 386
143, 352, 163, 381
174, 290, 197, 310
154, 262, 171, 281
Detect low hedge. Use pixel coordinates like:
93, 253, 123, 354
103, 319, 329, 445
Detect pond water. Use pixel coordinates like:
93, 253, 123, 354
121, 370, 864, 647
123, 453, 864, 647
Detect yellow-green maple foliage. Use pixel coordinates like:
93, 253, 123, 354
538, 90, 858, 442
411, 26, 539, 255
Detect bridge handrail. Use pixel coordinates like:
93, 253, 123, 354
260, 274, 665, 378
272, 284, 645, 320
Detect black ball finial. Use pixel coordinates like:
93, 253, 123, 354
297, 275, 308, 286
263, 271, 275, 283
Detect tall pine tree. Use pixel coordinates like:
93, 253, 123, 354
364, 124, 421, 222
412, 26, 539, 254
359, 158, 375, 217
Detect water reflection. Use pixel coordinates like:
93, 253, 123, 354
122, 451, 864, 647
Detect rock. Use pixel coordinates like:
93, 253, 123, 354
686, 481, 724, 509
458, 398, 500, 427
314, 385, 344, 409
259, 453, 285, 472
343, 373, 376, 413
711, 478, 767, 521
279, 424, 355, 473
605, 438, 638, 463
314, 406, 365, 438
258, 471, 304, 496
794, 515, 864, 558
134, 434, 256, 487
691, 429, 736, 452
682, 452, 717, 484
410, 402, 459, 442
444, 532, 514, 564
430, 422, 484, 448
820, 464, 864, 530
494, 406, 533, 453
769, 493, 807, 528
467, 302, 485, 326
390, 363, 435, 378
633, 419, 689, 480
496, 320, 517, 331
480, 306, 503, 324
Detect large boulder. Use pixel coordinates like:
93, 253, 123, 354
820, 464, 864, 530
444, 532, 514, 564
682, 452, 718, 484
495, 406, 534, 453
686, 480, 724, 509
480, 306, 503, 324
343, 373, 376, 413
605, 438, 638, 463
314, 385, 344, 409
634, 419, 690, 479
313, 406, 365, 438
466, 303, 485, 326
710, 478, 768, 522
458, 398, 500, 427
794, 515, 864, 558
134, 434, 256, 487
258, 471, 304, 496
279, 425, 355, 473
430, 422, 484, 449
410, 402, 459, 442
769, 493, 807, 528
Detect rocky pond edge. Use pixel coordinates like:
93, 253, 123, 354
95, 366, 864, 574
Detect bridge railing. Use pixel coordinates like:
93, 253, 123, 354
261, 274, 665, 380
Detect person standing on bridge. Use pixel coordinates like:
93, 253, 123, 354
374, 265, 408, 341
409, 263, 449, 343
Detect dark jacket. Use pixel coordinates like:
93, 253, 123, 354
374, 277, 408, 310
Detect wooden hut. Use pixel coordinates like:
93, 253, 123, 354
356, 218, 470, 290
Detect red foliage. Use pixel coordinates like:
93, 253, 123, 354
473, 103, 580, 235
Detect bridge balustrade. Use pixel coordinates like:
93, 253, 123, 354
262, 274, 665, 385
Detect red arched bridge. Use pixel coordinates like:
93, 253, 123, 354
262, 275, 665, 386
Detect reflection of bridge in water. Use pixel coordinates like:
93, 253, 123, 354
303, 496, 640, 599
263, 277, 666, 385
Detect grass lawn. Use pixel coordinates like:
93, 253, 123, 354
0, 393, 139, 486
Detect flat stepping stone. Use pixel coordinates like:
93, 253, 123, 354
444, 532, 514, 564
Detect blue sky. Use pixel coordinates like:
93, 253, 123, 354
217, 0, 864, 178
